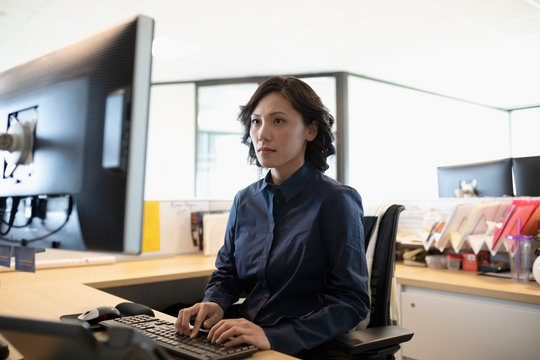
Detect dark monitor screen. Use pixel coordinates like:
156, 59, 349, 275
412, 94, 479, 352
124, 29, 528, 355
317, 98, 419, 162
512, 155, 540, 196
437, 158, 514, 197
0, 16, 154, 253
0, 315, 98, 360
0, 314, 164, 360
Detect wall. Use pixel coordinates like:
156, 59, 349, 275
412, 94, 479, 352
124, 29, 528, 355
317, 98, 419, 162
510, 107, 540, 157
145, 83, 196, 200
145, 76, 537, 202
347, 75, 509, 201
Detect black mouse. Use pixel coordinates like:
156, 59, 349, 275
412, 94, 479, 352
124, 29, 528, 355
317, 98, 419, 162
77, 306, 121, 325
0, 338, 9, 360
115, 302, 155, 317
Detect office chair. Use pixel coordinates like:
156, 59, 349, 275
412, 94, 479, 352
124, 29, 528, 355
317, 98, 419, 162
328, 203, 414, 360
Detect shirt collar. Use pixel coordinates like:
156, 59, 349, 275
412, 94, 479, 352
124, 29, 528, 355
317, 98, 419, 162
257, 162, 319, 202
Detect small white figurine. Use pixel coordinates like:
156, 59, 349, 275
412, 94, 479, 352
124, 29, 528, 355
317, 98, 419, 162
455, 179, 478, 198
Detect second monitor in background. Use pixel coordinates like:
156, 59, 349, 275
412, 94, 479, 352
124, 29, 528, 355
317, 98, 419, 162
437, 158, 514, 198
512, 155, 540, 197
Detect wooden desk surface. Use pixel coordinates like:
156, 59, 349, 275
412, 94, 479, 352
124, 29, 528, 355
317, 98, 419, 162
395, 262, 540, 304
2, 254, 539, 359
0, 254, 295, 360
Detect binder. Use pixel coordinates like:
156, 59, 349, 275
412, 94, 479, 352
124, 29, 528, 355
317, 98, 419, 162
462, 201, 511, 254
521, 205, 540, 236
435, 203, 475, 251
492, 199, 540, 251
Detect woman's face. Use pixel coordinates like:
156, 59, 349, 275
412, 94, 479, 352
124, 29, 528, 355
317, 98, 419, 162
250, 92, 317, 184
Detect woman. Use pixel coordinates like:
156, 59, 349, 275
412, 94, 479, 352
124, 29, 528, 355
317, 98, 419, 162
176, 76, 370, 357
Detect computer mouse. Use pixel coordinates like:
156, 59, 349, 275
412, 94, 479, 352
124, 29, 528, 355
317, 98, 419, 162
0, 338, 9, 360
115, 302, 155, 317
77, 306, 121, 325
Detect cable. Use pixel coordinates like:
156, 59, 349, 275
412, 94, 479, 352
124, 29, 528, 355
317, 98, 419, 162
0, 197, 36, 229
0, 195, 73, 245
0, 197, 21, 236
0, 198, 32, 229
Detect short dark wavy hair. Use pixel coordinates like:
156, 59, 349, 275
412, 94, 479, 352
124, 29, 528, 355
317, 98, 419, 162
238, 76, 335, 172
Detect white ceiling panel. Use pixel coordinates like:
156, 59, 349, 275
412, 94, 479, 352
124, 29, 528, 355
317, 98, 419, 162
0, 0, 539, 109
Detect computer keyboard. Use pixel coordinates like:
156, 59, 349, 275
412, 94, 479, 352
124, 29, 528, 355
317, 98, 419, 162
100, 314, 258, 360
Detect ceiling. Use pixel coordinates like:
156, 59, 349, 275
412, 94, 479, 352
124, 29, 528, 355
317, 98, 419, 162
1, 0, 540, 110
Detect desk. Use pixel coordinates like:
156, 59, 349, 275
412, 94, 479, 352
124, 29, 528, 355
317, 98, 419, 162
395, 263, 540, 304
0, 254, 295, 360
395, 263, 540, 360
4, 255, 539, 359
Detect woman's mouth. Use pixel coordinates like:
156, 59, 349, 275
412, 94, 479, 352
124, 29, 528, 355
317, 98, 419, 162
258, 147, 276, 154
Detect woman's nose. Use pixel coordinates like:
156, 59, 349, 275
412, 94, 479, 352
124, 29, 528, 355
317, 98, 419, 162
257, 121, 270, 142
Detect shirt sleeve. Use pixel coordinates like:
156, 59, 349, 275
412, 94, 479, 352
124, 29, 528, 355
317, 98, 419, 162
202, 194, 242, 311
263, 187, 370, 355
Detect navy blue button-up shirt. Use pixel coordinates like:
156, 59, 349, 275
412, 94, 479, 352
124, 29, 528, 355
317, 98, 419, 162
203, 162, 370, 355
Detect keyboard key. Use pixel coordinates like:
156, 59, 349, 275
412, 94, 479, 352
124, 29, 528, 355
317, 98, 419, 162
100, 314, 258, 360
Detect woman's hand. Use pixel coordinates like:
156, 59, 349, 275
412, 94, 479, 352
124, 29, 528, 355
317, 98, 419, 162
175, 302, 224, 338
207, 318, 271, 350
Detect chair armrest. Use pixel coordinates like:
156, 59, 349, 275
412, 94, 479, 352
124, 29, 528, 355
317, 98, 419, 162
330, 325, 414, 354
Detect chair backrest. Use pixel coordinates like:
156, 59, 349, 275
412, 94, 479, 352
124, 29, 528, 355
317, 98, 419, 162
363, 204, 404, 328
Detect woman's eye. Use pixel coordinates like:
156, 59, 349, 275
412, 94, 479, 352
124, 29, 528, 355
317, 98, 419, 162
251, 119, 260, 125
274, 118, 285, 124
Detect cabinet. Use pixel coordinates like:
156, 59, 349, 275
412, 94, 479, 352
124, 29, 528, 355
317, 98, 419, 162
399, 285, 540, 360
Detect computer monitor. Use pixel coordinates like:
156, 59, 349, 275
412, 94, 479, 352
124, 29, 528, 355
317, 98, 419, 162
512, 155, 540, 196
0, 16, 154, 254
437, 158, 514, 198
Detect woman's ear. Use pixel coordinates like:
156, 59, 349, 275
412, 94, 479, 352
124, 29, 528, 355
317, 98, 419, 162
307, 121, 318, 141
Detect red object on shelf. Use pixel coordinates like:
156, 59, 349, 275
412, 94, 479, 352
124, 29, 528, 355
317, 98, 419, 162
462, 253, 478, 271
461, 251, 490, 272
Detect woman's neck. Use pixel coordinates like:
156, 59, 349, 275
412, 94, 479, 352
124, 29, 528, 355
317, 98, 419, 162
270, 160, 305, 185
